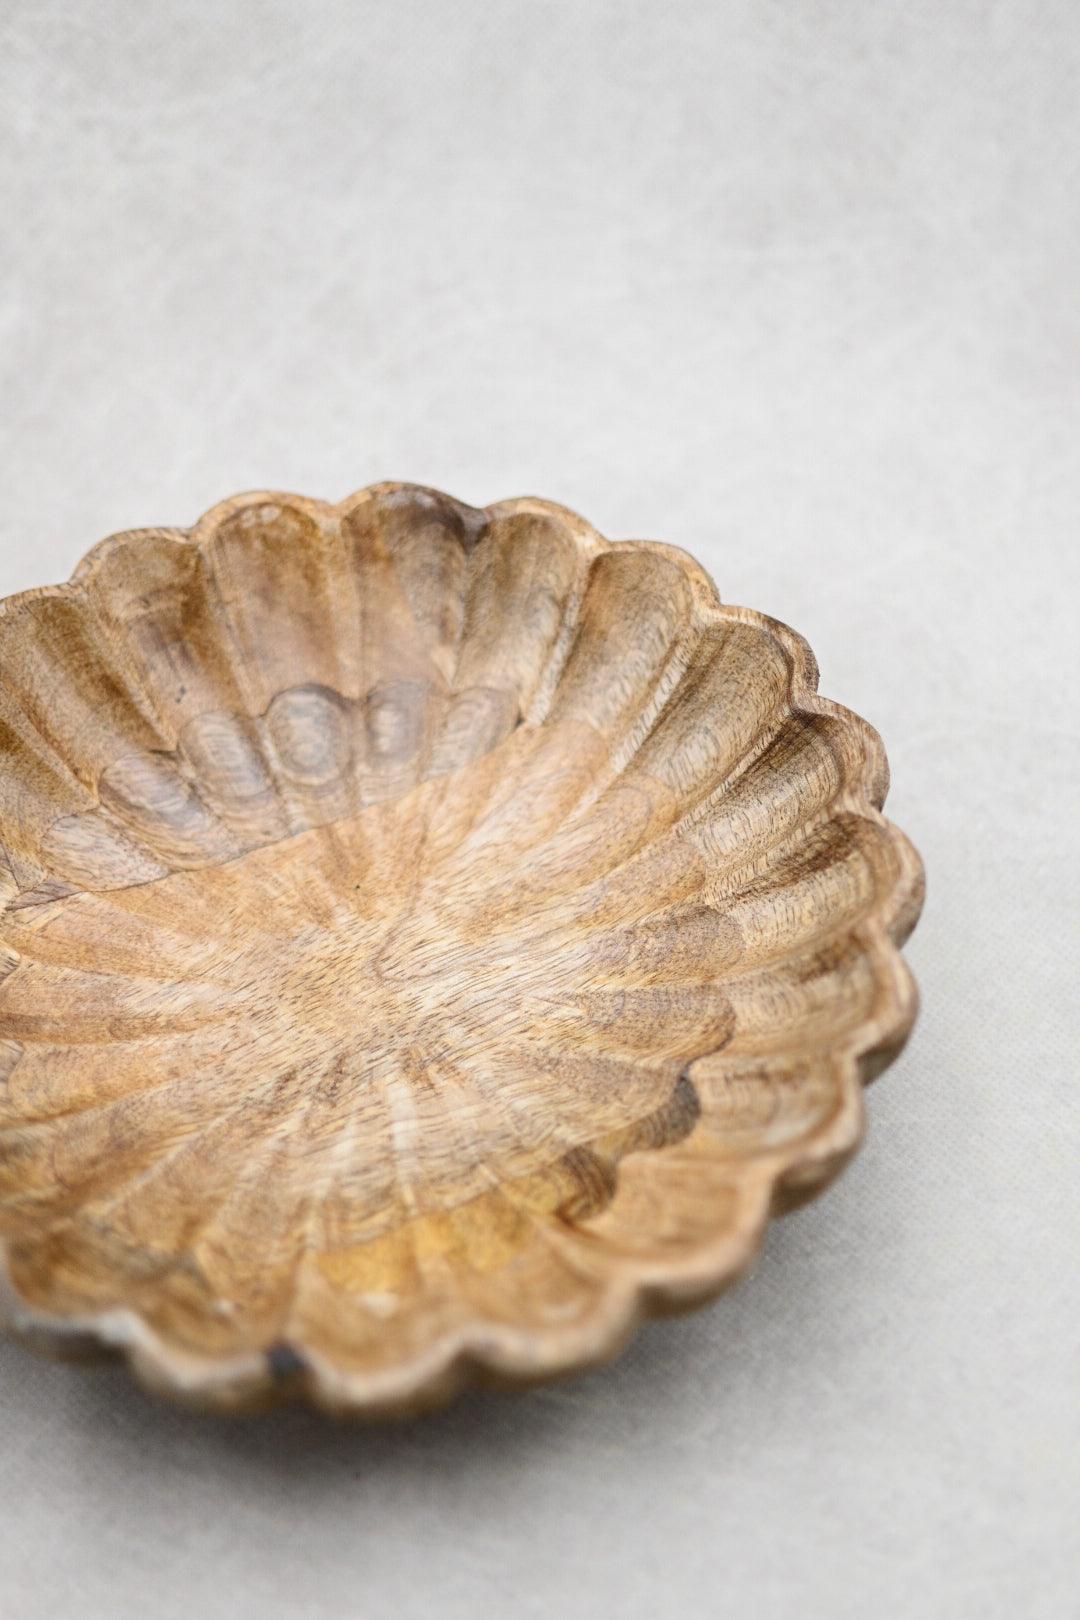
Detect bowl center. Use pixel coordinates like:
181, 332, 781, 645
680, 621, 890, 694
191, 819, 709, 1212
0, 793, 719, 1275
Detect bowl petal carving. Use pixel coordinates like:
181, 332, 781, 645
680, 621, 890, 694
0, 485, 923, 1413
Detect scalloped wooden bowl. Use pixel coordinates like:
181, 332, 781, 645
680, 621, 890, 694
0, 484, 923, 1415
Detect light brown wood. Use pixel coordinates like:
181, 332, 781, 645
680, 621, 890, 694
0, 483, 923, 1415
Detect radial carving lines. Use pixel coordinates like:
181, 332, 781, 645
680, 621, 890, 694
0, 485, 923, 1412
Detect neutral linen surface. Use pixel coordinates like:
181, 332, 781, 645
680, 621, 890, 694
1, 3, 1077, 1617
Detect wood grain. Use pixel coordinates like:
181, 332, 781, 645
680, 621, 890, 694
0, 484, 923, 1414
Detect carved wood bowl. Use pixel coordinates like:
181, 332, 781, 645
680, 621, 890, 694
0, 484, 923, 1415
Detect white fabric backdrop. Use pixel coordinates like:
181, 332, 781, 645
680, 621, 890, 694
0, 3, 1077, 1616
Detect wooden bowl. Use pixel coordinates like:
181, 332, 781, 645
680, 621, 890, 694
0, 484, 923, 1415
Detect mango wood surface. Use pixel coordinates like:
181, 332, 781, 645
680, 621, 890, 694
0, 485, 923, 1414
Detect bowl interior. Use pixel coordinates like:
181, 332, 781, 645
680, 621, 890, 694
0, 487, 920, 1403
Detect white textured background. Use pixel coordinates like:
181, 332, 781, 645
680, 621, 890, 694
1, 3, 1078, 1617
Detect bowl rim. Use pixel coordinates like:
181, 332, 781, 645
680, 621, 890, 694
0, 482, 925, 1417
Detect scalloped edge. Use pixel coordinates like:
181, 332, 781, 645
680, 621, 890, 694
0, 483, 924, 1418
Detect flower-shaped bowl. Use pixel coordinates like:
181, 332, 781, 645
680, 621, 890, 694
0, 484, 923, 1414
